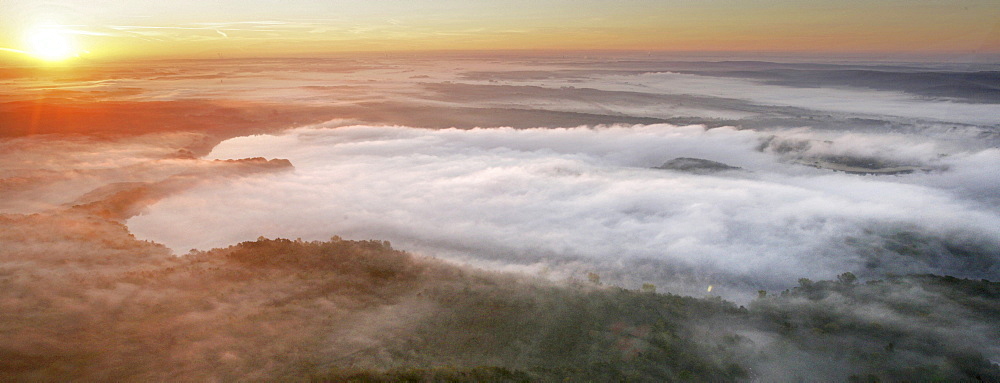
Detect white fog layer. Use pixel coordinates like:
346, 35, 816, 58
129, 123, 1000, 300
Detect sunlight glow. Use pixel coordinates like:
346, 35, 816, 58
26, 28, 77, 61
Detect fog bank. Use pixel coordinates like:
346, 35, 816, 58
129, 123, 1000, 299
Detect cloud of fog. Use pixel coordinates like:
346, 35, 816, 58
0, 133, 291, 216
0, 132, 204, 174
128, 124, 1000, 299
0, 133, 205, 214
739, 275, 1000, 381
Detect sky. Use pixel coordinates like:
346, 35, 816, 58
1, 0, 998, 61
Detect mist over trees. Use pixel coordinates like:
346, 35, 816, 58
3, 214, 998, 381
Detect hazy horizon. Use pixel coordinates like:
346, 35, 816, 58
3, 0, 999, 61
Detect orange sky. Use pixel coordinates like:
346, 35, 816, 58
1, 0, 998, 62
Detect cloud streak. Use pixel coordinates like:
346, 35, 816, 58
496, 71, 1000, 126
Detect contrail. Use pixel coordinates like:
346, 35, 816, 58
0, 47, 29, 54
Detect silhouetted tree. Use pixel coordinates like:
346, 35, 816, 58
838, 272, 857, 285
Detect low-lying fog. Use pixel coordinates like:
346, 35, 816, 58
129, 123, 1000, 300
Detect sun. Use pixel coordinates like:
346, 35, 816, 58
26, 28, 77, 61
